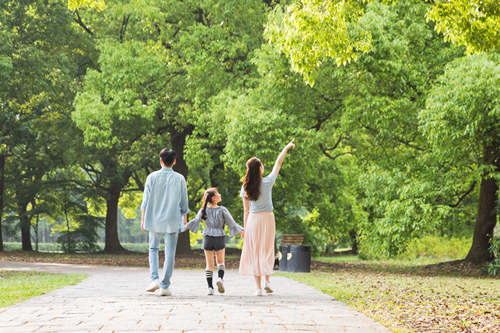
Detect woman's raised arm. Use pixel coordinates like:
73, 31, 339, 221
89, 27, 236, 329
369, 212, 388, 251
271, 139, 296, 176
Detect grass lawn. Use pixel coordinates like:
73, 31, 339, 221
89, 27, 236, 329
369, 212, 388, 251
279, 257, 500, 332
0, 271, 87, 308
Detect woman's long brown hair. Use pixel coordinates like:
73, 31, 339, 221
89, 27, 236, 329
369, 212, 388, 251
243, 157, 262, 201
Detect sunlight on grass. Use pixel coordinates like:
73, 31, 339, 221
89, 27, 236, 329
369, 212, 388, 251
314, 255, 457, 266
0, 271, 87, 308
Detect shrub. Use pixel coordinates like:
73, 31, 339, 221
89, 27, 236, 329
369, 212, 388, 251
57, 215, 102, 253
358, 233, 396, 260
486, 237, 500, 277
401, 236, 471, 259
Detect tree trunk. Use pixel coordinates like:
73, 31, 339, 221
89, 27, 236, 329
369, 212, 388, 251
0, 154, 4, 252
171, 131, 191, 255
465, 175, 498, 264
104, 180, 125, 252
34, 213, 39, 252
19, 203, 33, 251
349, 230, 358, 254
64, 207, 71, 253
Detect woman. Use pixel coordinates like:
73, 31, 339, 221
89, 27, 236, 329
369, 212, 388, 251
239, 139, 295, 296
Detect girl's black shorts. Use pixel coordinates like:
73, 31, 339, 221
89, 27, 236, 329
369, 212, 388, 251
202, 236, 226, 251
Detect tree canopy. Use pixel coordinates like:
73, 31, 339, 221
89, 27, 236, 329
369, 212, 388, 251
266, 0, 500, 84
66, 0, 105, 11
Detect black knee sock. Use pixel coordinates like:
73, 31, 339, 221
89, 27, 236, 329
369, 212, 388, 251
205, 270, 213, 288
217, 264, 225, 280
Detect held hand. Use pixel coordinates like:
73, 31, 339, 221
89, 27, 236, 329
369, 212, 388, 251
240, 230, 245, 239
141, 222, 145, 232
286, 139, 296, 150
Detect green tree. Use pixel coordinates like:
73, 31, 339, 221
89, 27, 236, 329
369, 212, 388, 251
0, 25, 13, 251
421, 53, 500, 263
266, 0, 499, 83
73, 0, 267, 252
332, 2, 471, 257
254, 1, 489, 260
73, 39, 170, 252
311, 2, 464, 253
194, 38, 362, 252
0, 0, 94, 250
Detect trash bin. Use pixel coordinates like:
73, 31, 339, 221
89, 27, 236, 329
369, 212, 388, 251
278, 245, 289, 272
286, 245, 311, 273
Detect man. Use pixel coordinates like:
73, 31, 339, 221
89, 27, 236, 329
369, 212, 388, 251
141, 148, 189, 296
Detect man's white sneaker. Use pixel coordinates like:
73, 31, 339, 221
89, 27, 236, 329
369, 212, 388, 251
159, 288, 172, 296
207, 287, 214, 295
264, 281, 273, 294
255, 289, 263, 296
216, 278, 225, 294
145, 280, 160, 292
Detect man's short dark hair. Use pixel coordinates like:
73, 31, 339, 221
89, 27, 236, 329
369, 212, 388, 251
160, 148, 176, 167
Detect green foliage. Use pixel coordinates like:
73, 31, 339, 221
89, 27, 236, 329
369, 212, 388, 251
426, 0, 500, 54
65, 0, 104, 11
207, 1, 476, 259
0, 55, 12, 83
401, 236, 471, 260
69, 0, 269, 251
421, 52, 500, 173
189, 226, 204, 248
486, 237, 500, 276
331, 1, 469, 257
268, 0, 499, 83
0, 0, 97, 250
73, 40, 161, 149
57, 215, 103, 253
265, 0, 372, 84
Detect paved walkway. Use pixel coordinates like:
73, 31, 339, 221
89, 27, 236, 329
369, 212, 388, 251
0, 261, 388, 332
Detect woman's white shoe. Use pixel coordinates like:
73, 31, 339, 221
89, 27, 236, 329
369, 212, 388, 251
264, 281, 273, 294
208, 287, 214, 295
255, 289, 263, 296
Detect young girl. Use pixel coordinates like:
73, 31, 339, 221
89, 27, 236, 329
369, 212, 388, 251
186, 188, 244, 295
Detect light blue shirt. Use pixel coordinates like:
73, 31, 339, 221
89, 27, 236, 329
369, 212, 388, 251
240, 172, 277, 213
141, 167, 189, 233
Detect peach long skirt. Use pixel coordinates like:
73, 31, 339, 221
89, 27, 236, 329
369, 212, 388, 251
239, 212, 275, 276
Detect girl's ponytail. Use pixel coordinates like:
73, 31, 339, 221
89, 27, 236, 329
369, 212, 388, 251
201, 188, 218, 220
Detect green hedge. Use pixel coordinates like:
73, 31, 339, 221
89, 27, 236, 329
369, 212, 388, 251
400, 236, 471, 260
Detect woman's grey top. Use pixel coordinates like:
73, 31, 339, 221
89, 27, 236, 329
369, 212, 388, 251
186, 206, 243, 237
240, 172, 277, 213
